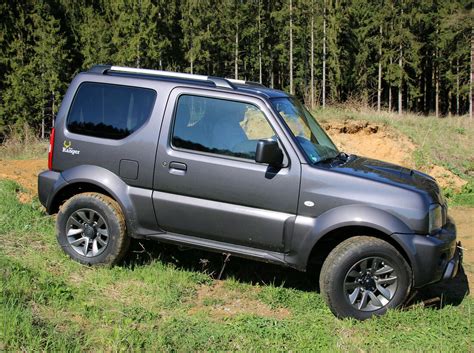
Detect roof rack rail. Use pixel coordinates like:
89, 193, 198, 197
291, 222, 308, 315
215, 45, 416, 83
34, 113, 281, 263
89, 65, 235, 89
227, 78, 266, 88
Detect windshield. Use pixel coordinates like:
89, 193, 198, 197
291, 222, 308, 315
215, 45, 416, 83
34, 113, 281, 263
271, 97, 339, 163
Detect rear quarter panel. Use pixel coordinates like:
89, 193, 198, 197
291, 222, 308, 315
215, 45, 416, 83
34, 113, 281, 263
52, 73, 174, 189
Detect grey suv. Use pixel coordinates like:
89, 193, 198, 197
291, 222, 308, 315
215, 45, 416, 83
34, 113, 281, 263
38, 65, 462, 320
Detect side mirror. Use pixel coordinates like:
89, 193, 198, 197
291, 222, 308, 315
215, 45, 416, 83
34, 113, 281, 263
255, 139, 283, 166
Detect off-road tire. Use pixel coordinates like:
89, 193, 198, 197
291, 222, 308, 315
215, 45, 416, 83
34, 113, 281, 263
319, 236, 412, 320
57, 192, 130, 266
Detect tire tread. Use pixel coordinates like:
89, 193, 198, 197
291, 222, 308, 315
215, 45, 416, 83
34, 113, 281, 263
319, 236, 412, 319
57, 192, 130, 266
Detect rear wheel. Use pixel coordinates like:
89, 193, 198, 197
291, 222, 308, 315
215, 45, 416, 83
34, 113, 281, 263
57, 192, 130, 266
319, 236, 411, 320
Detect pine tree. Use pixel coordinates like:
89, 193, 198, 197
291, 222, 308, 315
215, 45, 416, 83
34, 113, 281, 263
180, 0, 213, 74
439, 1, 471, 116
29, 2, 69, 136
78, 4, 114, 69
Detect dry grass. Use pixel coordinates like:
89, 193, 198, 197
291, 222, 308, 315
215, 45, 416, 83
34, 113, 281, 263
0, 124, 48, 160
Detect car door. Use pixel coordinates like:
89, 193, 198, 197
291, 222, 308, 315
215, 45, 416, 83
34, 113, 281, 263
152, 87, 301, 251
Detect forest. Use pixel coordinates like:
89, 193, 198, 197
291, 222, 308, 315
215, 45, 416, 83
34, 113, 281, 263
0, 0, 472, 139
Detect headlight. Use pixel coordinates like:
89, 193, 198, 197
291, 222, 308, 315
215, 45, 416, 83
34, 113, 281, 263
428, 204, 443, 234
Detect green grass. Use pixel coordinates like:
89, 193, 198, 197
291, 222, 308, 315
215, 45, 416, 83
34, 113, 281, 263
314, 107, 474, 206
0, 179, 472, 351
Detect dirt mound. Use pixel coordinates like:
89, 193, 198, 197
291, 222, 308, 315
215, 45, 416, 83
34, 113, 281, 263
0, 159, 47, 203
325, 121, 380, 135
189, 281, 290, 320
427, 165, 467, 191
323, 120, 415, 168
323, 120, 466, 192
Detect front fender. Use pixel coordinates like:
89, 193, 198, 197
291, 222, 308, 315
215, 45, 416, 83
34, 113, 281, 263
285, 204, 413, 270
54, 165, 158, 237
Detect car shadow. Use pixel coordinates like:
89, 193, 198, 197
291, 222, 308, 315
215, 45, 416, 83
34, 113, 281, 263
124, 239, 469, 309
124, 239, 318, 291
407, 266, 470, 309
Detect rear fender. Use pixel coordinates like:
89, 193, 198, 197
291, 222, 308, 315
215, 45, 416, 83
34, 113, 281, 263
54, 165, 158, 237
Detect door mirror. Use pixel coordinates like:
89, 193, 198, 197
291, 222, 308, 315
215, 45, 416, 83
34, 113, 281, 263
255, 139, 283, 166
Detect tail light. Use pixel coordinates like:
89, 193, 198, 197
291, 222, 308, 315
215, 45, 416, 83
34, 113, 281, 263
48, 128, 55, 170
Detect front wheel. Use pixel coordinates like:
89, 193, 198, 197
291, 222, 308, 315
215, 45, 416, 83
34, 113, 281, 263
319, 236, 412, 320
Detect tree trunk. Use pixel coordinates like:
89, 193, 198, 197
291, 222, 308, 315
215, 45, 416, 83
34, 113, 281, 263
435, 28, 439, 118
377, 25, 382, 112
470, 28, 473, 118
52, 90, 55, 128
136, 0, 142, 68
448, 89, 452, 117
389, 86, 392, 112
235, 25, 239, 79
190, 57, 194, 74
322, 1, 327, 109
289, 0, 293, 94
398, 5, 403, 116
398, 43, 402, 115
388, 56, 392, 112
270, 66, 274, 88
435, 67, 439, 118
423, 68, 427, 114
258, 0, 262, 84
310, 2, 315, 109
456, 59, 460, 115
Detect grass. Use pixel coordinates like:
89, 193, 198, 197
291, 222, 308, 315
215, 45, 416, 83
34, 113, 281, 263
1, 179, 472, 351
0, 137, 48, 160
314, 107, 474, 206
0, 123, 48, 160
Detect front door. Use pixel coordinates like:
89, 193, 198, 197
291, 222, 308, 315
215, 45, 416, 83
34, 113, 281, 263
152, 87, 301, 251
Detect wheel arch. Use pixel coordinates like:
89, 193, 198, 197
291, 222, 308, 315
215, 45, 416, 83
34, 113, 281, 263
49, 165, 144, 237
306, 225, 413, 277
287, 205, 415, 274
50, 182, 114, 214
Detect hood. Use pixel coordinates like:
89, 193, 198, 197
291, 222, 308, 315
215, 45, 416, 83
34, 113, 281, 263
328, 155, 443, 204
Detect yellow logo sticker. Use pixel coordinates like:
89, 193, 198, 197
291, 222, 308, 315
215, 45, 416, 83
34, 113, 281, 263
62, 140, 80, 155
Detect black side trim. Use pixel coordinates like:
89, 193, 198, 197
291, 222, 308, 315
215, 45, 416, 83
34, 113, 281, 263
145, 232, 288, 267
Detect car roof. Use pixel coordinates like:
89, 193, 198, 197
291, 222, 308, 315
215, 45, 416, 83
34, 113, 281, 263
87, 65, 289, 100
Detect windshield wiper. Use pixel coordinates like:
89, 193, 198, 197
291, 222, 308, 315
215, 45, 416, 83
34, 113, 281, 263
315, 151, 348, 164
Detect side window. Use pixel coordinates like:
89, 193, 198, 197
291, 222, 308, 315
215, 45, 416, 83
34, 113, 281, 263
67, 82, 156, 139
172, 95, 275, 160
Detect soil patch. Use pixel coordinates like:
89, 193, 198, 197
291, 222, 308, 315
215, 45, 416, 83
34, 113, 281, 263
189, 281, 290, 320
450, 207, 474, 286
0, 158, 46, 203
323, 120, 415, 167
427, 165, 467, 191
323, 120, 466, 192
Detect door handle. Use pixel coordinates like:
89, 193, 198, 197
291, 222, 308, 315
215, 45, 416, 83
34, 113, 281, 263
168, 161, 187, 175
169, 161, 187, 171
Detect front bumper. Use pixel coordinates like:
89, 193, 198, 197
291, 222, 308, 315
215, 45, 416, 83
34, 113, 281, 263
392, 218, 461, 288
442, 241, 462, 280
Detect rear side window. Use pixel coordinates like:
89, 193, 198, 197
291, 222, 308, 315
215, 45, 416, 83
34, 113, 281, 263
67, 82, 156, 139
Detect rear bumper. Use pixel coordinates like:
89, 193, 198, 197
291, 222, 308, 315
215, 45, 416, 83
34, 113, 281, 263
38, 170, 65, 213
392, 218, 460, 288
